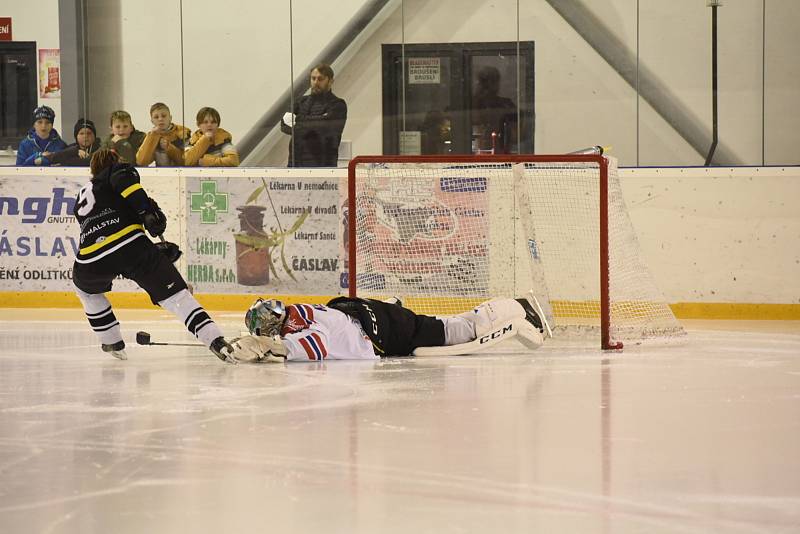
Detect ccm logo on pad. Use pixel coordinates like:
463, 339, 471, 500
479, 324, 514, 344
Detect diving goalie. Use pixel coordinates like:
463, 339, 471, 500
229, 295, 550, 362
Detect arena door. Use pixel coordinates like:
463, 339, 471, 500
381, 41, 535, 156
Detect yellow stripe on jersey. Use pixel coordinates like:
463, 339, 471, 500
120, 183, 143, 198
79, 224, 145, 255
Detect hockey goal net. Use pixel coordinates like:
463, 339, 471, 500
346, 154, 685, 349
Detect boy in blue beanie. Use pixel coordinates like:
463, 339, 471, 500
16, 106, 67, 166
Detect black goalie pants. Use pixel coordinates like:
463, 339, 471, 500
73, 237, 187, 304
327, 297, 445, 356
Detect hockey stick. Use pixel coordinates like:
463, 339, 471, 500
135, 330, 204, 347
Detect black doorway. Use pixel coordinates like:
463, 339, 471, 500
382, 41, 535, 156
0, 42, 37, 149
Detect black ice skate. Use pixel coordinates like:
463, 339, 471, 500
515, 298, 544, 332
102, 340, 128, 360
210, 337, 237, 364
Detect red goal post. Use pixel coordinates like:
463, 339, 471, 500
346, 154, 684, 350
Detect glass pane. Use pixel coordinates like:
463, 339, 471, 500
716, 1, 764, 165
181, 0, 291, 167
765, 0, 800, 165
637, 0, 765, 166
397, 0, 522, 156
522, 0, 637, 163
286, 0, 374, 167
85, 0, 186, 165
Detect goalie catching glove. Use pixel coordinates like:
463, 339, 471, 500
138, 197, 167, 237
230, 334, 287, 363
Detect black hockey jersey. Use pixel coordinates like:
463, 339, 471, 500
73, 164, 151, 264
326, 297, 445, 356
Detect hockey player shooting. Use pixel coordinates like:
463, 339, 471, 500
229, 295, 549, 362
72, 148, 236, 363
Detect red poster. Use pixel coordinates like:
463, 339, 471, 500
0, 18, 11, 41
38, 49, 61, 98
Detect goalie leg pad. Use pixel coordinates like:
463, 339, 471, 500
455, 298, 526, 337
439, 316, 476, 346
515, 320, 544, 350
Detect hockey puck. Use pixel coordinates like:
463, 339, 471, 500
136, 331, 152, 345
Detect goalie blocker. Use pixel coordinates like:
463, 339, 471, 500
230, 296, 548, 362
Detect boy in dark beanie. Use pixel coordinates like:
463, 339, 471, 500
16, 106, 67, 166
50, 118, 101, 167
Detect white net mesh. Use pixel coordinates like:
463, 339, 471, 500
349, 156, 685, 345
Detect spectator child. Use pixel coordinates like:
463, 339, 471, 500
50, 118, 101, 166
184, 107, 240, 167
135, 102, 190, 166
16, 106, 68, 166
101, 110, 146, 164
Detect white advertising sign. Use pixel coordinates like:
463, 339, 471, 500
184, 174, 346, 295
408, 57, 441, 84
0, 171, 140, 292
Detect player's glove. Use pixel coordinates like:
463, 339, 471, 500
155, 240, 182, 263
230, 335, 287, 363
139, 197, 167, 237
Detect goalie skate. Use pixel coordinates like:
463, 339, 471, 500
515, 294, 552, 338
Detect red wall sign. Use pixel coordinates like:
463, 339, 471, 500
0, 18, 11, 41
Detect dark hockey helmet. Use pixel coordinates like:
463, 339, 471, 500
245, 298, 286, 336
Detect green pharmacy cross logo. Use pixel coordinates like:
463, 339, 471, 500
190, 181, 228, 224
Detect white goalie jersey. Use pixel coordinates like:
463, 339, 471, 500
280, 304, 377, 361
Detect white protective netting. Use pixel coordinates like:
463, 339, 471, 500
349, 157, 685, 345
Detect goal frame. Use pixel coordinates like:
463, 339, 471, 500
347, 154, 623, 350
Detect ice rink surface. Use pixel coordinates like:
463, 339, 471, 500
0, 309, 798, 534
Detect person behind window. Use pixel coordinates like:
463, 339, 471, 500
420, 110, 453, 155
184, 107, 240, 167
280, 64, 347, 167
50, 118, 101, 167
471, 66, 517, 154
101, 110, 146, 164
136, 102, 190, 167
16, 106, 67, 166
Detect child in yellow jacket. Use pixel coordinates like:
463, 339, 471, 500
184, 107, 240, 167
136, 102, 191, 166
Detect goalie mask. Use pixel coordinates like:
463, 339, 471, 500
245, 298, 286, 336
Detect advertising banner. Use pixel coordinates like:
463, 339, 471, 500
38, 49, 61, 98
0, 172, 138, 292
184, 174, 344, 295
355, 173, 489, 296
